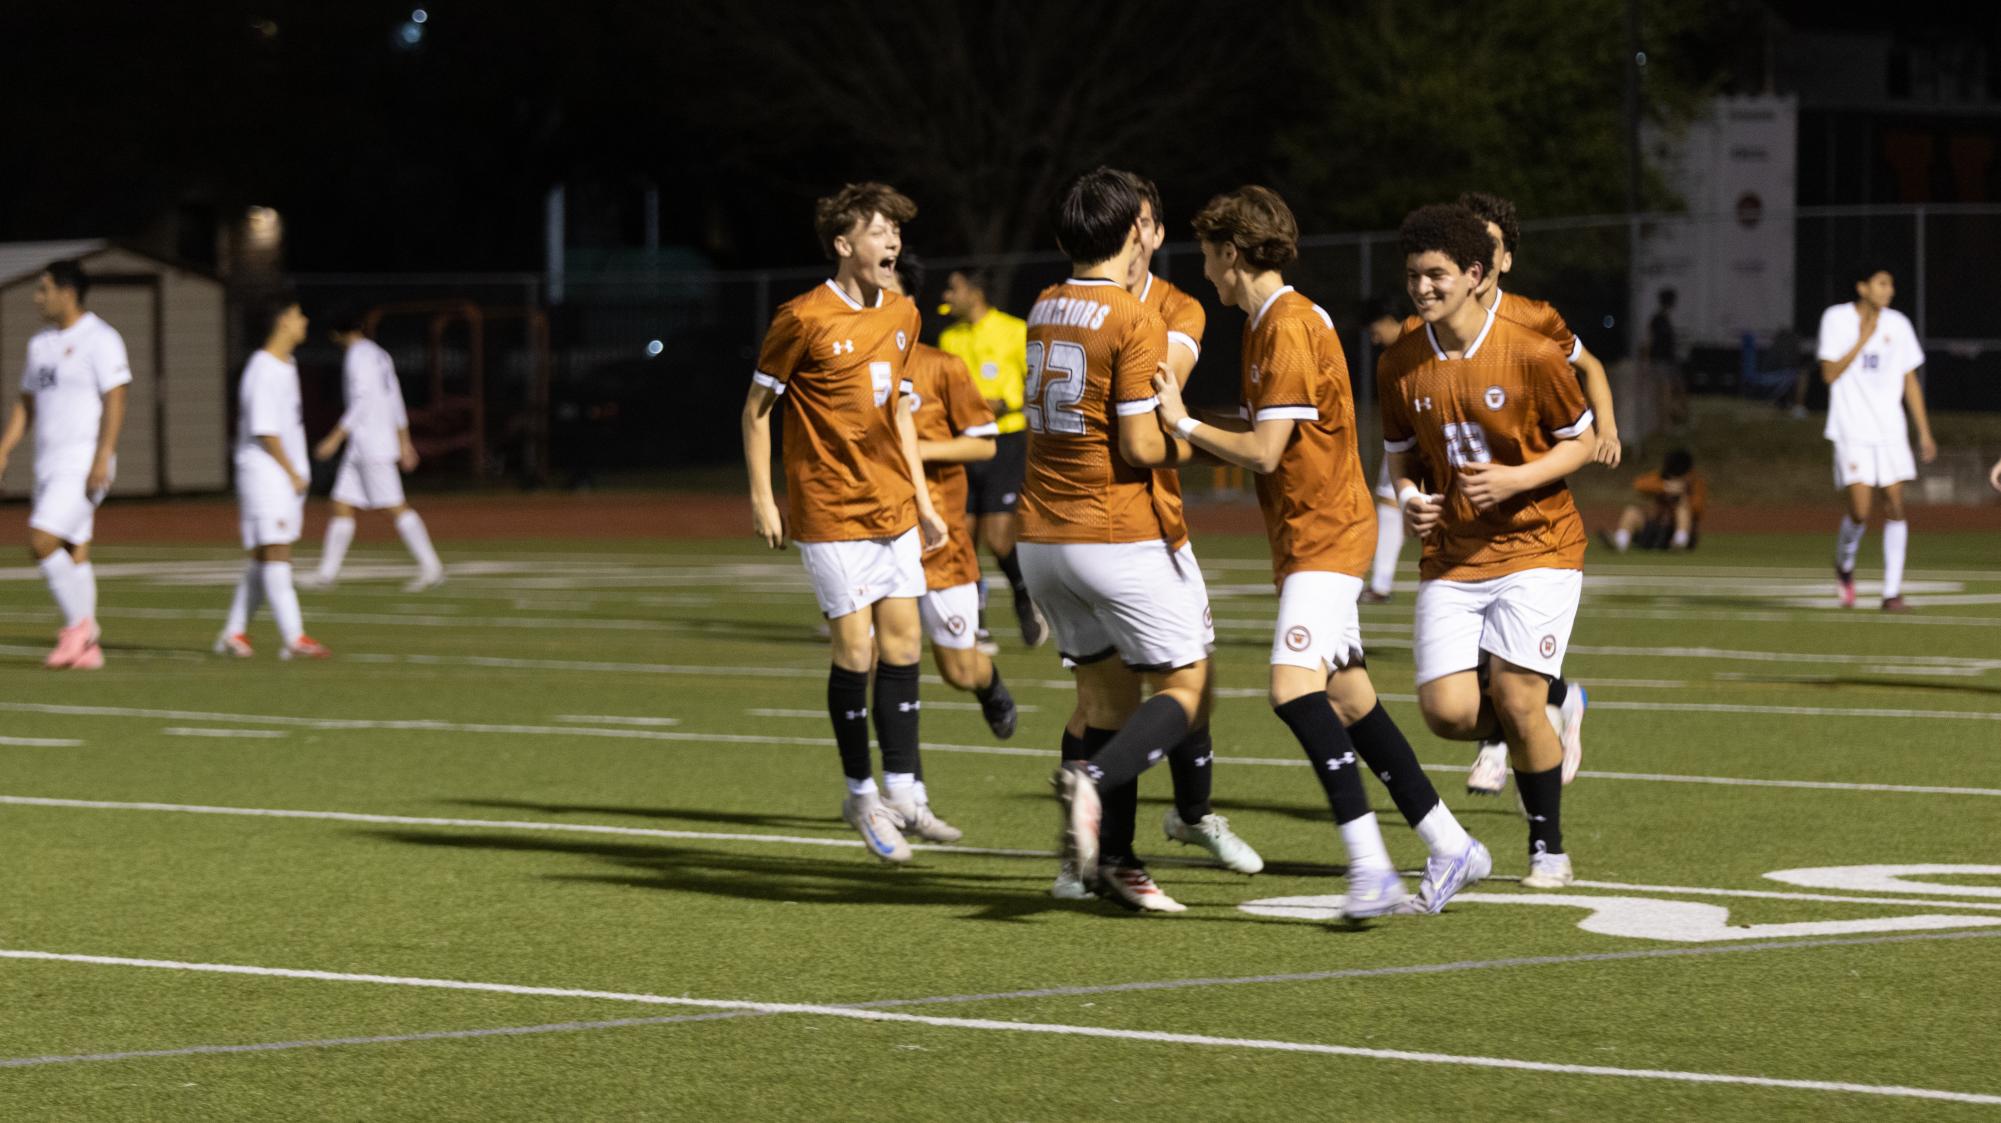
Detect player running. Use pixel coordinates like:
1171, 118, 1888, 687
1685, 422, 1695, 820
889, 258, 1019, 739
1027, 168, 1226, 913
1817, 264, 1936, 613
0, 260, 130, 670
1379, 204, 1597, 890
215, 294, 330, 660
306, 311, 444, 592
1154, 185, 1489, 916
741, 182, 954, 864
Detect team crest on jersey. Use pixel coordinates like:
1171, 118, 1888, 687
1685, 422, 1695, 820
1284, 625, 1312, 652
1539, 634, 1557, 658
895, 330, 908, 352
1484, 385, 1507, 410
946, 615, 966, 636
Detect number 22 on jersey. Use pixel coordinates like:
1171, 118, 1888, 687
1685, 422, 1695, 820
1023, 340, 1086, 435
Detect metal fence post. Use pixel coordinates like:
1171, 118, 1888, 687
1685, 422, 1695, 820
1913, 204, 1927, 342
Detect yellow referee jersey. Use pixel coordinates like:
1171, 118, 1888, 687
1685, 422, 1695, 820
938, 308, 1027, 434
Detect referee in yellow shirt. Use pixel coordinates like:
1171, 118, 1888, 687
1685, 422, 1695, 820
938, 267, 1046, 648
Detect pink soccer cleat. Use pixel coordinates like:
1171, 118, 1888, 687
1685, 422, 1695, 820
281, 635, 332, 661
45, 619, 98, 669
68, 643, 104, 671
1835, 566, 1856, 608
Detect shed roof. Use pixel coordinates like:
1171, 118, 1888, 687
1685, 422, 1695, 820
0, 240, 111, 287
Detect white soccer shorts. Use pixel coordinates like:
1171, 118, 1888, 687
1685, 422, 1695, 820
239, 488, 306, 549
1017, 539, 1213, 672
1270, 571, 1366, 672
797, 527, 924, 619
919, 581, 981, 650
1412, 567, 1582, 686
1832, 440, 1916, 490
30, 472, 107, 544
332, 455, 407, 509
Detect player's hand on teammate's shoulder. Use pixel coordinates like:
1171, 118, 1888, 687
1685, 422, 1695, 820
1456, 461, 1524, 512
751, 497, 787, 550
1152, 362, 1188, 426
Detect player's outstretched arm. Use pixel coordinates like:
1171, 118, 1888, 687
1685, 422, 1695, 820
1154, 365, 1292, 473
918, 432, 996, 464
88, 384, 127, 494
740, 383, 785, 549
1574, 347, 1621, 467
1904, 370, 1938, 463
314, 424, 349, 463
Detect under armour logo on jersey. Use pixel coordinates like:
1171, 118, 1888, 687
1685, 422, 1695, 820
844, 708, 868, 721
897, 700, 920, 713
1322, 751, 1357, 772
1413, 396, 1435, 412
830, 339, 855, 356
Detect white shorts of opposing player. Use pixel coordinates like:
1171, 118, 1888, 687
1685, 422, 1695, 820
1017, 540, 1214, 670
1269, 571, 1366, 671
919, 581, 980, 650
331, 455, 408, 509
798, 527, 923, 619
1412, 568, 1582, 687
30, 465, 110, 545
1832, 440, 1917, 489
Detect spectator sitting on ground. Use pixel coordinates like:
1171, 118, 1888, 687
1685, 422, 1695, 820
1602, 448, 1704, 553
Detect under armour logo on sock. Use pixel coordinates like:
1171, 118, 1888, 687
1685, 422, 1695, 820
844, 709, 868, 720
1193, 754, 1213, 768
1083, 764, 1103, 782
1322, 751, 1357, 772
1533, 839, 1548, 854
897, 701, 920, 713
1146, 749, 1165, 764
1378, 771, 1393, 783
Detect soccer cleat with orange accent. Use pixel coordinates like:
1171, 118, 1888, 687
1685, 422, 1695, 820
1094, 861, 1186, 913
213, 632, 254, 658
280, 636, 332, 661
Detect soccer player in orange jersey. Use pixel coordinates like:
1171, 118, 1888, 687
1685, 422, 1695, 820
1153, 186, 1489, 916
740, 182, 951, 865
1024, 168, 1215, 913
888, 257, 1019, 739
1379, 204, 1598, 889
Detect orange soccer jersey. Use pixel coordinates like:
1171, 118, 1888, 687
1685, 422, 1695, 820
753, 280, 922, 543
1240, 287, 1375, 583
907, 342, 998, 590
1402, 290, 1582, 364
1017, 277, 1172, 544
1137, 273, 1207, 549
1378, 305, 1595, 581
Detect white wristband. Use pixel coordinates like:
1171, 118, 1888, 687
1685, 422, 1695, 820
1396, 484, 1425, 511
1173, 416, 1202, 438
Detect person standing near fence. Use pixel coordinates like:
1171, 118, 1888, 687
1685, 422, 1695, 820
306, 310, 444, 592
0, 260, 129, 670
1818, 264, 1937, 614
938, 268, 1047, 651
1648, 289, 1687, 427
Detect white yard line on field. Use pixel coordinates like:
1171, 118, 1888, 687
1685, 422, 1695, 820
160, 728, 289, 740
0, 736, 84, 747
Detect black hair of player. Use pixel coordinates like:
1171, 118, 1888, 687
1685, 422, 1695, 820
1457, 191, 1520, 256
325, 304, 368, 336
1053, 167, 1142, 267
1853, 261, 1895, 286
1398, 204, 1493, 278
247, 289, 302, 341
1657, 288, 1678, 309
43, 259, 90, 302
1122, 171, 1165, 226
894, 252, 927, 304
948, 266, 990, 298
1360, 297, 1400, 325
1663, 448, 1694, 479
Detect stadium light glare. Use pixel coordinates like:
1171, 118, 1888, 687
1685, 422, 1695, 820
398, 22, 424, 46
411, 8, 428, 23
646, 340, 664, 357
246, 206, 282, 249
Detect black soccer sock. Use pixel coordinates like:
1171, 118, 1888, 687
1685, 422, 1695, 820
1546, 677, 1569, 708
1345, 702, 1441, 829
1515, 764, 1565, 856
973, 664, 1002, 701
1273, 694, 1371, 825
1082, 727, 1137, 862
1060, 726, 1089, 762
871, 661, 922, 777
827, 665, 873, 782
995, 548, 1030, 598
1082, 696, 1186, 791
1166, 724, 1214, 823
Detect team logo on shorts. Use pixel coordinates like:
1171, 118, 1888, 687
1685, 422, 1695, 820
1484, 385, 1507, 410
895, 330, 908, 352
1203, 604, 1214, 628
946, 615, 966, 636
1539, 634, 1557, 658
1284, 625, 1312, 652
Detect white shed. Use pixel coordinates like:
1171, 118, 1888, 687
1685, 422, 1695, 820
0, 240, 229, 496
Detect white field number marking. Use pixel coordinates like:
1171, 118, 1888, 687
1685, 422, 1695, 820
1241, 865, 2001, 943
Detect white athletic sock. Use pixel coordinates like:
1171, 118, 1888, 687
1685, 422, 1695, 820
1413, 802, 1473, 859
1882, 519, 1909, 599
1612, 527, 1633, 551
1338, 811, 1395, 873
845, 775, 878, 798
912, 780, 930, 806
883, 772, 917, 802
1369, 504, 1403, 595
223, 561, 264, 636
38, 552, 86, 627
1836, 515, 1866, 573
394, 510, 442, 576
74, 562, 97, 623
1670, 527, 1689, 549
319, 515, 356, 581
260, 561, 305, 645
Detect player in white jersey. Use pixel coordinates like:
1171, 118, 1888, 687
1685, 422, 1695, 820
214, 296, 329, 660
1817, 263, 1936, 613
0, 261, 130, 670
305, 310, 444, 592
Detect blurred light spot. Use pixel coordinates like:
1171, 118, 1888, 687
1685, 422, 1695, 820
646, 340, 664, 357
398, 21, 424, 46
411, 8, 429, 23
246, 206, 283, 250
1602, 315, 1616, 329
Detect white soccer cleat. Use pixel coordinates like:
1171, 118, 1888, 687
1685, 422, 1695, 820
885, 796, 963, 844
841, 791, 912, 864
1396, 838, 1493, 915
296, 573, 334, 591
1340, 865, 1408, 919
213, 632, 254, 659
1549, 684, 1587, 786
403, 569, 446, 593
1520, 849, 1574, 889
1466, 741, 1509, 795
1095, 862, 1186, 913
1051, 765, 1102, 885
1049, 860, 1093, 900
1162, 809, 1264, 875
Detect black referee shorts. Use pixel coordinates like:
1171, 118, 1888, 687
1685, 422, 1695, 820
966, 431, 1027, 515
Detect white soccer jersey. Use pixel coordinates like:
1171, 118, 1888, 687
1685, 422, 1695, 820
339, 337, 410, 462
1818, 304, 1923, 446
234, 350, 308, 496
19, 311, 132, 478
